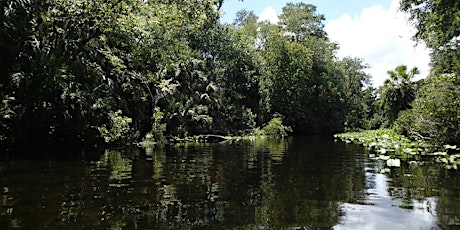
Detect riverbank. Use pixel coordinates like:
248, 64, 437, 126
335, 129, 460, 169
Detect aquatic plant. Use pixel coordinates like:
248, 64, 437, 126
335, 129, 460, 169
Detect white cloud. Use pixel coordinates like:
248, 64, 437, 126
258, 6, 279, 24
325, 0, 431, 86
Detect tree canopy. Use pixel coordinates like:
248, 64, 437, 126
400, 0, 460, 74
0, 0, 457, 152
394, 0, 460, 146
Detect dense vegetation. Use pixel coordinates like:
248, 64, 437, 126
391, 0, 460, 147
336, 0, 460, 169
0, 0, 458, 152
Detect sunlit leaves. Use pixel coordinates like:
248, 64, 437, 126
340, 57, 373, 131
0, 0, 214, 148
258, 8, 348, 133
400, 0, 460, 75
409, 74, 460, 145
98, 110, 133, 144
279, 2, 326, 40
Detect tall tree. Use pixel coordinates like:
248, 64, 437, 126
405, 74, 460, 145
397, 0, 460, 146
400, 0, 460, 74
340, 57, 373, 130
278, 2, 326, 41
260, 29, 314, 130
233, 9, 258, 38
258, 3, 345, 133
0, 0, 222, 150
380, 65, 419, 125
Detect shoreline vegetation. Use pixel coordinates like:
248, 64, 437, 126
335, 129, 460, 169
139, 117, 292, 148
0, 1, 458, 155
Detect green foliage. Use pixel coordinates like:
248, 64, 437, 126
0, 94, 12, 144
260, 117, 292, 138
0, 0, 226, 150
380, 65, 418, 125
400, 0, 460, 75
140, 133, 155, 149
233, 9, 258, 38
259, 29, 314, 128
340, 57, 373, 131
402, 74, 460, 146
140, 107, 167, 148
336, 129, 428, 162
258, 5, 350, 133
337, 129, 460, 169
393, 110, 414, 137
99, 110, 133, 144
183, 22, 261, 135
151, 107, 167, 143
278, 2, 326, 40
7, 0, 452, 151
389, 1, 460, 148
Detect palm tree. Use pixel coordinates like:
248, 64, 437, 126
381, 65, 419, 125
386, 65, 419, 85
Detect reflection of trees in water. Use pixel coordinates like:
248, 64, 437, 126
384, 160, 460, 227
4, 138, 460, 229
147, 140, 460, 229
427, 169, 460, 228
101, 150, 133, 186
257, 138, 367, 229
148, 145, 225, 228
214, 137, 368, 229
152, 147, 166, 182
92, 149, 137, 228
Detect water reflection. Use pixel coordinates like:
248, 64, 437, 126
335, 173, 438, 229
0, 137, 460, 229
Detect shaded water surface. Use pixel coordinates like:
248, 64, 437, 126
1, 136, 460, 229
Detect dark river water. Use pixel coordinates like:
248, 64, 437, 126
1, 136, 460, 229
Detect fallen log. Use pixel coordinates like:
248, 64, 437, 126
203, 134, 231, 143
166, 134, 231, 143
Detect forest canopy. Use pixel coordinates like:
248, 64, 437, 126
0, 0, 458, 152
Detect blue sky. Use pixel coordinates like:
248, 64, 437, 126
221, 0, 392, 24
220, 0, 430, 86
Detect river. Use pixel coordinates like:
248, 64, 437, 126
1, 136, 459, 229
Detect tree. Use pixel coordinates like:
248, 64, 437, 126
233, 9, 258, 38
340, 57, 373, 130
278, 2, 326, 41
233, 9, 258, 27
260, 30, 314, 130
1, 0, 394, 150
258, 4, 345, 133
0, 0, 223, 150
400, 0, 460, 74
395, 74, 460, 145
380, 65, 419, 125
398, 0, 460, 146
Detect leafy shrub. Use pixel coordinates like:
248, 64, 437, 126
141, 107, 167, 148
393, 110, 414, 137
260, 117, 292, 138
242, 107, 257, 130
367, 112, 386, 130
151, 107, 167, 143
402, 74, 460, 145
99, 110, 133, 144
0, 95, 12, 143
